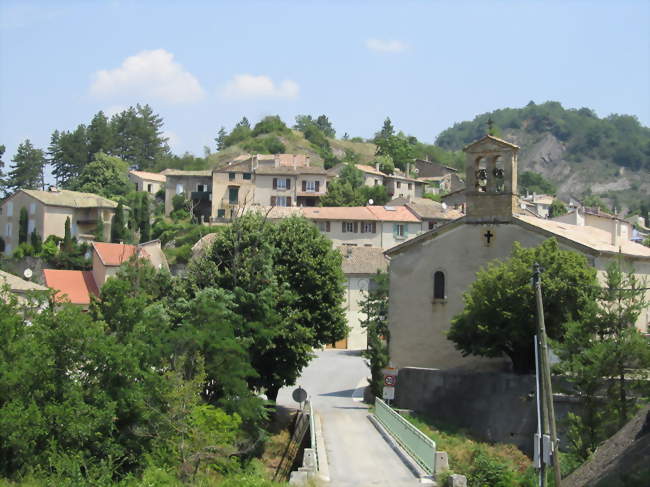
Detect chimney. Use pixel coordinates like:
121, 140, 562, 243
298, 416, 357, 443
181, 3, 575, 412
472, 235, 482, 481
274, 155, 280, 167
376, 163, 380, 172
252, 154, 258, 171
611, 219, 621, 246
406, 162, 411, 177
306, 156, 311, 167
293, 154, 297, 168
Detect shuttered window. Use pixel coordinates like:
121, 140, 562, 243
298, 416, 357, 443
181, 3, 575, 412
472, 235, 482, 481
434, 271, 445, 300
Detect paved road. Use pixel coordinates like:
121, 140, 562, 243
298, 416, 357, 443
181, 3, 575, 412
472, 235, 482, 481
277, 349, 420, 486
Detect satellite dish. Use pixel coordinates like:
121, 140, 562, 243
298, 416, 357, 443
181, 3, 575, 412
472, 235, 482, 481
368, 199, 374, 205
441, 202, 448, 210
23, 268, 33, 280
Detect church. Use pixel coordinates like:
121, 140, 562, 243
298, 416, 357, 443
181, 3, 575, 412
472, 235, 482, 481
385, 134, 650, 371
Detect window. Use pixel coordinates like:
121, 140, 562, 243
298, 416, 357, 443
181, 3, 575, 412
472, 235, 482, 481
28, 220, 34, 235
4, 223, 12, 237
229, 173, 236, 181
304, 180, 316, 192
361, 222, 376, 233
175, 184, 184, 195
29, 203, 36, 215
428, 221, 437, 230
374, 179, 379, 186
197, 184, 206, 192
396, 182, 401, 189
408, 183, 412, 190
4, 243, 10, 254
243, 172, 252, 180
274, 178, 290, 190
318, 221, 330, 232
272, 196, 290, 207
433, 271, 445, 300
6, 202, 13, 217
217, 209, 226, 218
342, 221, 357, 233
393, 223, 406, 238
147, 183, 153, 193
228, 187, 239, 204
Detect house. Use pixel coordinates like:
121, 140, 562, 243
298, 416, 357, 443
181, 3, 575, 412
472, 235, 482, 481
211, 154, 329, 219
388, 197, 464, 231
0, 269, 49, 304
521, 193, 555, 218
413, 159, 464, 195
43, 240, 169, 308
128, 170, 166, 194
302, 205, 423, 249
0, 188, 121, 254
553, 206, 634, 242
383, 170, 425, 200
385, 134, 650, 372
336, 246, 388, 349
327, 163, 386, 188
163, 170, 213, 222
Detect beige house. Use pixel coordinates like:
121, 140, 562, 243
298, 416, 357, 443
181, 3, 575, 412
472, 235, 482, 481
128, 170, 166, 194
163, 170, 212, 222
337, 246, 388, 350
389, 197, 464, 231
302, 205, 423, 249
520, 193, 555, 218
328, 163, 387, 187
385, 135, 650, 372
553, 206, 633, 241
384, 172, 425, 200
211, 154, 329, 219
0, 269, 49, 305
0, 188, 120, 254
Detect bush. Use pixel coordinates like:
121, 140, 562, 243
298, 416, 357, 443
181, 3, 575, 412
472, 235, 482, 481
251, 115, 289, 137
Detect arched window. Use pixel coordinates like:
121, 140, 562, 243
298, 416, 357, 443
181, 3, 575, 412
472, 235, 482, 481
493, 155, 505, 193
433, 271, 445, 300
475, 157, 488, 192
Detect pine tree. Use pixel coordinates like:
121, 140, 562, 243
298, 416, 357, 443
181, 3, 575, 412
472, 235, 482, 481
50, 126, 89, 187
110, 202, 126, 243
87, 111, 113, 159
215, 126, 227, 151
375, 117, 395, 142
7, 139, 45, 191
63, 217, 73, 253
18, 207, 28, 244
94, 214, 105, 242
237, 117, 250, 129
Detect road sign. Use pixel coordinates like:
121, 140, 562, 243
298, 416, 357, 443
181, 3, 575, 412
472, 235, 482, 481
292, 386, 307, 404
382, 386, 395, 400
384, 375, 397, 387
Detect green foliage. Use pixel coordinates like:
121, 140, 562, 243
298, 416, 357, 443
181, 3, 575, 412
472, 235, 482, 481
295, 115, 339, 168
360, 271, 390, 398
18, 208, 28, 244
448, 239, 599, 373
375, 154, 394, 175
295, 114, 335, 138
222, 118, 253, 148
111, 202, 127, 243
582, 194, 610, 213
375, 133, 415, 171
518, 171, 557, 195
42, 234, 91, 270
556, 260, 650, 460
251, 116, 290, 137
216, 126, 227, 151
435, 101, 650, 172
94, 214, 105, 242
29, 229, 42, 253
7, 140, 45, 191
548, 199, 568, 218
241, 136, 286, 155
320, 162, 390, 207
48, 126, 88, 187
70, 152, 130, 198
422, 192, 442, 202
63, 217, 72, 252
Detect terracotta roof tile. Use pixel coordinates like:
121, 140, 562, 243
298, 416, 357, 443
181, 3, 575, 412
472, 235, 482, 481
129, 170, 166, 182
366, 205, 421, 222
302, 207, 374, 221
43, 269, 99, 305
338, 246, 388, 274
356, 164, 386, 176
92, 242, 138, 266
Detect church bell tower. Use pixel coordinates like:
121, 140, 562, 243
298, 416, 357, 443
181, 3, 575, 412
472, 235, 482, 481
463, 134, 520, 223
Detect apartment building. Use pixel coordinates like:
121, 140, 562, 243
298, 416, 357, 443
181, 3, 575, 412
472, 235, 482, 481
0, 188, 120, 254
163, 170, 212, 222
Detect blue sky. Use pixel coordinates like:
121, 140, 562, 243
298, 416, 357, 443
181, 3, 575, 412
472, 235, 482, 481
1, 0, 649, 162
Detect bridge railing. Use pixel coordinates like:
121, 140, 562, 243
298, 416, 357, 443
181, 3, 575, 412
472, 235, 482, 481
374, 398, 436, 475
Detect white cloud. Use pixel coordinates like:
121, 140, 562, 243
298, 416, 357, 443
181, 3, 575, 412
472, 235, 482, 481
90, 49, 204, 103
365, 38, 409, 54
220, 74, 299, 100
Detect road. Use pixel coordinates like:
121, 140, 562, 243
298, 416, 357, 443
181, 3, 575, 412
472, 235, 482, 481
277, 349, 420, 486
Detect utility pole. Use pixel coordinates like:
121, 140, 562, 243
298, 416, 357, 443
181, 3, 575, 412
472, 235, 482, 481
533, 263, 562, 487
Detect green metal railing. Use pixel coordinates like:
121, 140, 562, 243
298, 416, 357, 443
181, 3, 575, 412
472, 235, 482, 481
374, 398, 436, 475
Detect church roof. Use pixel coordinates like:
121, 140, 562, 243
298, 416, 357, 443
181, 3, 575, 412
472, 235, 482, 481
385, 215, 650, 260
463, 134, 520, 151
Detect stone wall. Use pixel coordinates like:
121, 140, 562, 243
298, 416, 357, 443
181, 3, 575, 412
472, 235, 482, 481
395, 367, 578, 455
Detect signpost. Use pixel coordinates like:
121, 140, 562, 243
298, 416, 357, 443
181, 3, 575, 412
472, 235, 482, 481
382, 367, 398, 405
292, 386, 308, 410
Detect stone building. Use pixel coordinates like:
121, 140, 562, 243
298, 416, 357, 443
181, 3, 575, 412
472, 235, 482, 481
386, 135, 650, 371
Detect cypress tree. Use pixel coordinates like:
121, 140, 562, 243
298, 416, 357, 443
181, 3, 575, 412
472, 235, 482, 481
94, 213, 105, 242
111, 202, 126, 243
139, 194, 151, 242
63, 217, 73, 252
30, 229, 42, 253
18, 207, 28, 244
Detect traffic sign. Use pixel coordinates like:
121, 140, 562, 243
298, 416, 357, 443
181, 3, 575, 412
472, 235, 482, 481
384, 375, 397, 387
292, 386, 307, 404
382, 386, 395, 400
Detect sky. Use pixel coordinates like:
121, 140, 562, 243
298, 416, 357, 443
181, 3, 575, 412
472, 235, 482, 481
1, 0, 649, 162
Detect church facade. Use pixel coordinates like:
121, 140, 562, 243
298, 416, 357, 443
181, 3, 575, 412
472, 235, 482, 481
385, 135, 650, 371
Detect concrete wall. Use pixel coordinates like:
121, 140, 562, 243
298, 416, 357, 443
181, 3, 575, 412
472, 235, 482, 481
395, 367, 577, 455
164, 175, 212, 215
344, 275, 370, 349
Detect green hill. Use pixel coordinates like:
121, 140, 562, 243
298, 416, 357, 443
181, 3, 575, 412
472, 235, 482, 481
435, 101, 650, 212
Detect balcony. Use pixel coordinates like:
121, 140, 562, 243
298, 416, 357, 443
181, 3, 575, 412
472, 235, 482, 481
191, 191, 212, 201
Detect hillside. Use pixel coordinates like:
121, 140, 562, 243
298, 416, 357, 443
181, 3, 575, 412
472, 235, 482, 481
435, 101, 650, 212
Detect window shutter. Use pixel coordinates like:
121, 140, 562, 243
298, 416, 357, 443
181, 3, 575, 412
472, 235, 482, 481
404, 224, 409, 237
326, 221, 330, 232
302, 181, 306, 191
342, 222, 346, 233
393, 223, 398, 236
273, 178, 278, 189
287, 197, 291, 207
315, 181, 320, 192
353, 222, 358, 233
360, 222, 365, 233
372, 222, 377, 233
286, 178, 291, 189
271, 196, 276, 206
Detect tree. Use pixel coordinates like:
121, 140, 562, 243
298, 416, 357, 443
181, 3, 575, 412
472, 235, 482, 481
548, 199, 568, 218
87, 111, 113, 158
0, 144, 7, 196
18, 207, 28, 244
63, 217, 72, 252
111, 202, 127, 243
215, 126, 227, 151
222, 118, 252, 148
518, 171, 557, 196
7, 140, 45, 191
71, 152, 130, 198
360, 271, 390, 399
375, 133, 415, 171
251, 115, 289, 136
139, 193, 151, 242
448, 239, 599, 373
375, 117, 395, 141
30, 228, 42, 253
315, 114, 335, 138
94, 214, 105, 242
556, 260, 650, 459
49, 125, 89, 187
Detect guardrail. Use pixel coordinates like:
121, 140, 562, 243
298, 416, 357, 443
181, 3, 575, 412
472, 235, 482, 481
374, 398, 436, 475
307, 401, 319, 471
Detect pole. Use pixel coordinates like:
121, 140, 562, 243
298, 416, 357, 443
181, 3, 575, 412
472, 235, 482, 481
534, 335, 547, 487
533, 263, 562, 487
